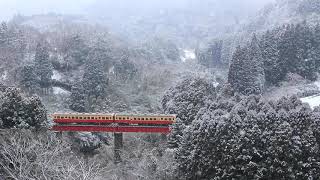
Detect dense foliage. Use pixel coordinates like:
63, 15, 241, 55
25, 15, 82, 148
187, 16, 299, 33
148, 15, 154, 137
162, 77, 217, 125
196, 40, 224, 68
174, 94, 320, 179
0, 87, 47, 129
228, 22, 320, 94
228, 35, 265, 95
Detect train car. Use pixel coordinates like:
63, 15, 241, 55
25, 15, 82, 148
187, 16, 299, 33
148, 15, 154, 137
52, 113, 115, 124
52, 113, 176, 125
115, 114, 176, 125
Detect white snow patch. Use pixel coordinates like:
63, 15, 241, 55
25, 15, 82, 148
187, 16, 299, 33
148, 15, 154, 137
314, 80, 320, 89
181, 49, 196, 62
109, 66, 115, 74
0, 71, 7, 81
52, 70, 62, 80
53, 87, 70, 95
185, 49, 196, 59
301, 79, 320, 109
301, 95, 320, 109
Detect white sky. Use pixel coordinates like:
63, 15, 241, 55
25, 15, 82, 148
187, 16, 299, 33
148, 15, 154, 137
0, 0, 94, 20
0, 0, 275, 21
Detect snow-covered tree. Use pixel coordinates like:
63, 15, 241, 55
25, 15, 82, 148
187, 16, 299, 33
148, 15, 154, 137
167, 118, 185, 149
83, 49, 108, 99
34, 41, 53, 87
61, 34, 89, 68
0, 87, 47, 129
175, 95, 320, 179
162, 77, 216, 125
69, 83, 86, 113
17, 65, 40, 94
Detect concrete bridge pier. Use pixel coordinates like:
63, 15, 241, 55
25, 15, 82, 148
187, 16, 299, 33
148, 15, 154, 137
114, 132, 123, 163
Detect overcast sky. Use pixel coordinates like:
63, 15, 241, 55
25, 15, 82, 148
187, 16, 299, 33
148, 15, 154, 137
0, 0, 94, 20
0, 0, 275, 21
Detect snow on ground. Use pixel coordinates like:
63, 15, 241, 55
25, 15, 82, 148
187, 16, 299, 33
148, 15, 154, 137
53, 87, 70, 95
52, 70, 62, 80
301, 80, 320, 109
0, 71, 7, 81
181, 49, 196, 62
301, 95, 320, 108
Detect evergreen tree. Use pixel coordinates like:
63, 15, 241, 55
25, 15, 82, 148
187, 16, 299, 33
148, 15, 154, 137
69, 83, 86, 113
313, 24, 320, 70
228, 36, 265, 95
0, 87, 46, 129
114, 54, 138, 82
18, 65, 40, 94
83, 49, 108, 99
247, 35, 265, 93
228, 45, 248, 94
167, 119, 185, 149
197, 40, 223, 68
162, 77, 216, 125
62, 35, 89, 68
175, 95, 320, 179
34, 41, 53, 87
261, 30, 285, 85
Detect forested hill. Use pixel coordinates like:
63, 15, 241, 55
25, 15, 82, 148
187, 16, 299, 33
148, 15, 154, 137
244, 0, 320, 33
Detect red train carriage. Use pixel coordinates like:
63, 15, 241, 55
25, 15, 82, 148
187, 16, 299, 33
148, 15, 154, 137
52, 113, 115, 124
52, 113, 176, 125
115, 114, 176, 125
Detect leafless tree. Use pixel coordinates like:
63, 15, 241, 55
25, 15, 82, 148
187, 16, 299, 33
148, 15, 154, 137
0, 130, 104, 180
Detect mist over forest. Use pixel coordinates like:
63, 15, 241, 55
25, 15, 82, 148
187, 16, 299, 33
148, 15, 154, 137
1, 0, 320, 179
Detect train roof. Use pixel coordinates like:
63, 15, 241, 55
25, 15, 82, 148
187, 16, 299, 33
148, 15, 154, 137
52, 113, 176, 117
52, 113, 114, 115
115, 114, 176, 117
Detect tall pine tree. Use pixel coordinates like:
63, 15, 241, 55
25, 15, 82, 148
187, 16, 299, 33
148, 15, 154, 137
34, 41, 53, 88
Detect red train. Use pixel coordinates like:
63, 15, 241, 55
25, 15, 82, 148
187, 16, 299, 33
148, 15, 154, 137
52, 113, 176, 125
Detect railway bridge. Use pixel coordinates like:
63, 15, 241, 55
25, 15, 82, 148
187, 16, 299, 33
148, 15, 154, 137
51, 113, 176, 163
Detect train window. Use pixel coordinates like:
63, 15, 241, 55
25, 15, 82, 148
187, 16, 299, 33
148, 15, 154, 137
142, 118, 144, 120
169, 118, 171, 120
146, 118, 148, 120
79, 117, 82, 119
165, 118, 167, 120
154, 118, 156, 120
138, 118, 140, 120
102, 117, 105, 120
134, 118, 136, 120
161, 118, 163, 120
106, 117, 109, 120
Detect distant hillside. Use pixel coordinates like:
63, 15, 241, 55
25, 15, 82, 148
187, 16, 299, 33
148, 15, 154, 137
244, 0, 320, 33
